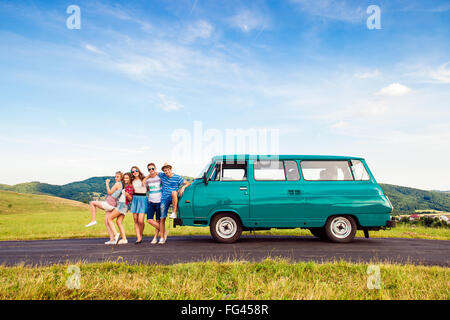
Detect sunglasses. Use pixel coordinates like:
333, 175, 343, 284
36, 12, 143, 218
148, 168, 155, 171
132, 170, 139, 173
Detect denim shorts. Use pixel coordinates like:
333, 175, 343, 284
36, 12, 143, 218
116, 202, 128, 215
147, 202, 161, 221
160, 197, 172, 219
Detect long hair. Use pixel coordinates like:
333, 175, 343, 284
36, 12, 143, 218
130, 166, 145, 181
123, 172, 133, 187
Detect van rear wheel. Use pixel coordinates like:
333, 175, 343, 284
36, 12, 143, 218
324, 216, 357, 243
210, 213, 242, 244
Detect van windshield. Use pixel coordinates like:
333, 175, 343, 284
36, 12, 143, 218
195, 161, 213, 179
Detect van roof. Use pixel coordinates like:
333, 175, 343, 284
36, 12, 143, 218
211, 155, 365, 161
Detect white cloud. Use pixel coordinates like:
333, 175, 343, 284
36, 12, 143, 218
158, 94, 184, 112
377, 83, 412, 96
228, 9, 270, 33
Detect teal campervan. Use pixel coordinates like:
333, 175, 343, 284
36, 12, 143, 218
174, 155, 395, 243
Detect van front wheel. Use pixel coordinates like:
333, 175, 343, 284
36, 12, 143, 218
324, 216, 357, 243
210, 213, 242, 243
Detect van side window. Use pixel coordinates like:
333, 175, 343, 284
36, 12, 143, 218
350, 160, 370, 180
301, 161, 353, 181
254, 160, 285, 180
213, 161, 247, 181
284, 160, 300, 181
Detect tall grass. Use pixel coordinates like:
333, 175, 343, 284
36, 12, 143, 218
0, 259, 448, 300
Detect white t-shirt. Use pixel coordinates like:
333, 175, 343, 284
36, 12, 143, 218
146, 175, 162, 203
132, 179, 147, 194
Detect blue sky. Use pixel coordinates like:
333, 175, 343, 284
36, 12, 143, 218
0, 0, 449, 189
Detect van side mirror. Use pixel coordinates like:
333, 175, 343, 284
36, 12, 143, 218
203, 172, 209, 185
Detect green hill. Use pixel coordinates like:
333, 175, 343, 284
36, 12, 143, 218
379, 184, 450, 214
0, 178, 448, 214
0, 177, 107, 204
0, 176, 195, 204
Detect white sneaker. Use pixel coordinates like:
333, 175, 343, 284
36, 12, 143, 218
117, 239, 128, 245
85, 221, 97, 227
104, 240, 114, 245
168, 213, 177, 219
151, 236, 158, 244
158, 238, 166, 244
114, 233, 120, 244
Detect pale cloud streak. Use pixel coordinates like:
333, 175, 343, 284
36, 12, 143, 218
84, 44, 105, 55
228, 8, 270, 33
182, 20, 214, 43
427, 62, 450, 84
158, 94, 184, 112
353, 70, 381, 79
289, 0, 366, 23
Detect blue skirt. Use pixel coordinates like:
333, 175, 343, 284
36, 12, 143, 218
130, 195, 148, 214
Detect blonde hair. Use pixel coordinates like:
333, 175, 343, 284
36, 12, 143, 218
115, 171, 124, 181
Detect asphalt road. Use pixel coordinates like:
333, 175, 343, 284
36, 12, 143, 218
0, 235, 449, 266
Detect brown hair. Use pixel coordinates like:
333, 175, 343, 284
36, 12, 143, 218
147, 163, 156, 169
130, 166, 145, 181
123, 172, 133, 187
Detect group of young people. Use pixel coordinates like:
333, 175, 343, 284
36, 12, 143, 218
86, 162, 190, 245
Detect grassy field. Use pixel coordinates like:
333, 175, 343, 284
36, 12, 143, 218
1, 190, 450, 241
1, 190, 449, 301
0, 259, 448, 299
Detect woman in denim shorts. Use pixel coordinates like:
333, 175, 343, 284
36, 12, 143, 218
106, 173, 134, 245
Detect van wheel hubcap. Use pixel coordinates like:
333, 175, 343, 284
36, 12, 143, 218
216, 217, 237, 239
330, 217, 352, 239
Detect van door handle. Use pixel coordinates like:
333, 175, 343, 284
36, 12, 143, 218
240, 186, 248, 190
288, 189, 301, 195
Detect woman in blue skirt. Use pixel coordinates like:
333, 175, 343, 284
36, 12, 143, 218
130, 166, 148, 244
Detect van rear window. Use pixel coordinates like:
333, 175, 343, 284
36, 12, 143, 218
254, 160, 300, 181
350, 160, 371, 180
300, 161, 354, 181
